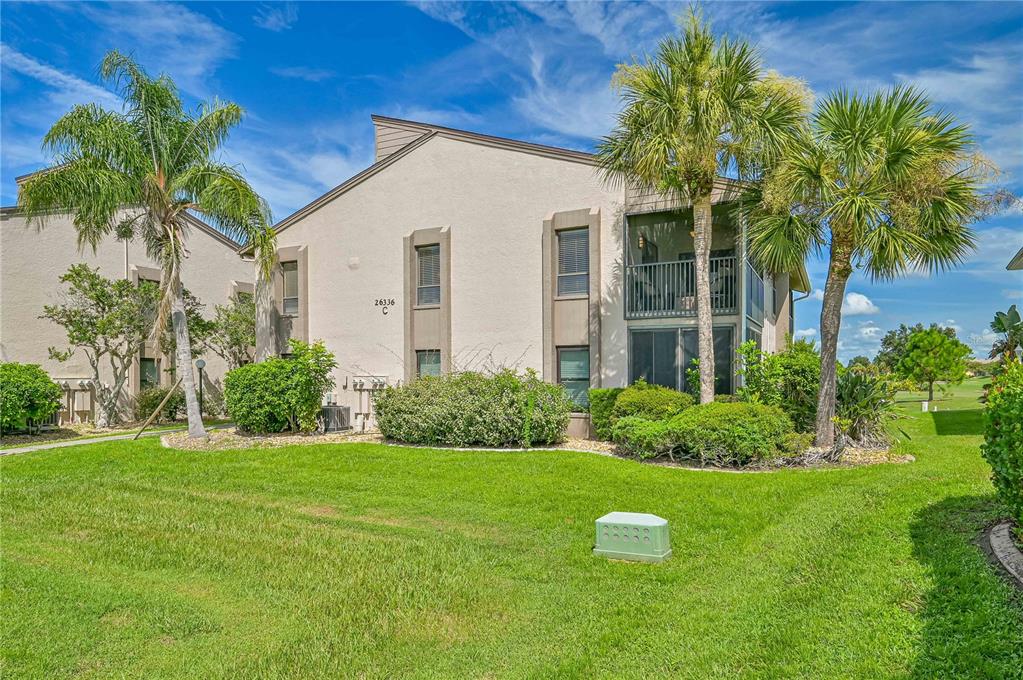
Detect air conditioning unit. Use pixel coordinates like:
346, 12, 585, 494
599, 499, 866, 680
319, 405, 352, 433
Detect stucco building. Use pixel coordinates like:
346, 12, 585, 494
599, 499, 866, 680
0, 206, 253, 423
253, 115, 810, 431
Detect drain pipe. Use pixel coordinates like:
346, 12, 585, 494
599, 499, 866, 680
790, 288, 811, 338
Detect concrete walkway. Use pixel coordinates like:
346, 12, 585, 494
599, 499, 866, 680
1, 424, 230, 456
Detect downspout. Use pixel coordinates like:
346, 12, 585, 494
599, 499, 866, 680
790, 288, 811, 339
738, 213, 748, 387
123, 239, 129, 280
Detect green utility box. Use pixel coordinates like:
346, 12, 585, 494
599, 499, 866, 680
593, 512, 671, 563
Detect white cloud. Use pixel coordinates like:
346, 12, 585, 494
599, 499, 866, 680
842, 292, 880, 316
856, 321, 882, 341
0, 45, 119, 113
1004, 288, 1023, 300
968, 328, 999, 356
958, 226, 1023, 280
77, 2, 237, 96
794, 328, 817, 339
254, 3, 299, 32
270, 66, 335, 82
811, 288, 825, 301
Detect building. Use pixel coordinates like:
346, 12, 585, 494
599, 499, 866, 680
0, 206, 253, 424
251, 115, 810, 432
1008, 245, 1023, 271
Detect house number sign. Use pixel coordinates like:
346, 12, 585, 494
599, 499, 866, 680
375, 298, 397, 315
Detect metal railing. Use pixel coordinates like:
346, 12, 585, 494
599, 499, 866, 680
625, 255, 738, 318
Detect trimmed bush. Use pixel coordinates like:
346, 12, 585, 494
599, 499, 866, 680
0, 363, 63, 433
374, 369, 572, 447
133, 387, 186, 423
611, 380, 694, 422
737, 339, 820, 432
613, 402, 801, 467
588, 387, 624, 441
981, 361, 1023, 524
225, 340, 337, 433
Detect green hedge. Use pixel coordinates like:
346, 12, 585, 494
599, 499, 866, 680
613, 402, 804, 466
588, 387, 624, 440
0, 363, 63, 433
133, 387, 186, 423
611, 380, 695, 422
981, 361, 1023, 524
225, 340, 336, 433
374, 369, 572, 447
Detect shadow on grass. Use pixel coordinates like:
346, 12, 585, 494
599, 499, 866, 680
929, 409, 984, 437
909, 494, 1023, 679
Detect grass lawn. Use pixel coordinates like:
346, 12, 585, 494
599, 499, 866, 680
2, 379, 1020, 678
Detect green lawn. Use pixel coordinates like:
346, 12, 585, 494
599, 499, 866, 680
0, 419, 231, 451
2, 379, 1020, 678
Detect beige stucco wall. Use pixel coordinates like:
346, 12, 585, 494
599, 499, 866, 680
269, 134, 627, 419
0, 209, 253, 418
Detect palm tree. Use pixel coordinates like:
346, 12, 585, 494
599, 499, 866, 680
19, 51, 273, 438
989, 304, 1023, 360
596, 9, 807, 403
748, 86, 991, 447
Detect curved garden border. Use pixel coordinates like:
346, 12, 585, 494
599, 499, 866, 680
984, 521, 1023, 590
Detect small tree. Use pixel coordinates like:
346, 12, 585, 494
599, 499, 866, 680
875, 323, 958, 372
897, 328, 972, 401
41, 265, 158, 426
205, 294, 256, 369
989, 305, 1023, 361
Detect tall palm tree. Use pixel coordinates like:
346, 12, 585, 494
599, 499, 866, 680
19, 51, 273, 438
748, 86, 990, 447
596, 9, 807, 403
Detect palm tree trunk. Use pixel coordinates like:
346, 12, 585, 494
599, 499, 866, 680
170, 274, 207, 438
693, 193, 716, 404
815, 235, 853, 448
254, 249, 276, 362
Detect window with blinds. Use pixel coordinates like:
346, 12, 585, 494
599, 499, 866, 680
416, 244, 441, 306
282, 261, 299, 316
558, 346, 590, 409
416, 349, 442, 377
557, 228, 589, 296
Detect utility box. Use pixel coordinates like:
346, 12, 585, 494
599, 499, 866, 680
593, 512, 671, 563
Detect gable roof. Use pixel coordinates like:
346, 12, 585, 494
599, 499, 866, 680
0, 205, 243, 250
1009, 245, 1023, 271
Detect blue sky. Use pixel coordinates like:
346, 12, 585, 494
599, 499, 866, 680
2, 1, 1021, 361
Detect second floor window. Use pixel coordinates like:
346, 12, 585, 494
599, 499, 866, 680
282, 261, 299, 316
557, 228, 589, 296
417, 244, 440, 306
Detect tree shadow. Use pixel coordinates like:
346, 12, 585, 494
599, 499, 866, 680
929, 409, 984, 436
909, 494, 1023, 679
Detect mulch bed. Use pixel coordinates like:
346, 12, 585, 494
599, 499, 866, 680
161, 428, 908, 472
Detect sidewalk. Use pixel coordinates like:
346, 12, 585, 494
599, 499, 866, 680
1, 424, 230, 456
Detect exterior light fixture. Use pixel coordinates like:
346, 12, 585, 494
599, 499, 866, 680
637, 234, 646, 250
195, 359, 206, 415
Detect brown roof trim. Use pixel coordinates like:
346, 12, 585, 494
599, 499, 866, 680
371, 114, 596, 166
239, 130, 440, 253
1008, 245, 1023, 271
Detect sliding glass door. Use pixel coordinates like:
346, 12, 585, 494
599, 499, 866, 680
629, 326, 734, 394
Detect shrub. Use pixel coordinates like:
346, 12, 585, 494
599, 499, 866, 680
588, 387, 624, 441
133, 387, 186, 423
374, 369, 572, 447
611, 380, 694, 422
835, 371, 898, 446
0, 363, 63, 433
981, 361, 1023, 524
224, 340, 337, 433
736, 339, 820, 432
613, 402, 801, 467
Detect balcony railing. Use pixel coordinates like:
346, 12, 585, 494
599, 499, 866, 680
625, 255, 738, 319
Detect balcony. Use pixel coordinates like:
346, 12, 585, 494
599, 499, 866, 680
625, 255, 739, 319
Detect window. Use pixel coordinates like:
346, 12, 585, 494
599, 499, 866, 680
416, 245, 440, 306
557, 228, 589, 296
558, 347, 590, 409
416, 349, 441, 377
629, 327, 735, 395
140, 357, 159, 390
282, 261, 299, 316
746, 326, 763, 349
